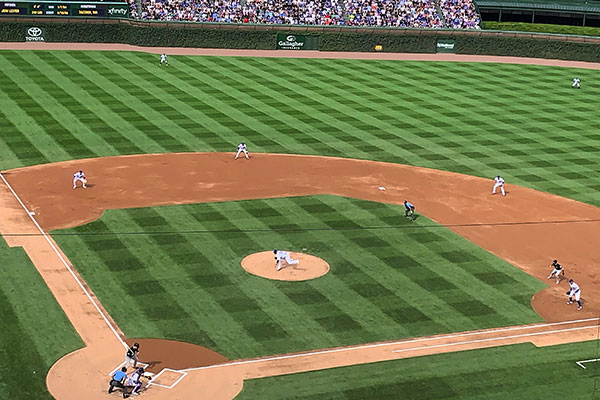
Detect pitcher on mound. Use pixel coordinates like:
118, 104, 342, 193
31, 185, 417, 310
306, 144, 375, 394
274, 249, 299, 271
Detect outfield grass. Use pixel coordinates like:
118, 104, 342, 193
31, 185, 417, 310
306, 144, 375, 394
0, 51, 599, 206
237, 341, 600, 399
0, 239, 83, 400
52, 195, 546, 359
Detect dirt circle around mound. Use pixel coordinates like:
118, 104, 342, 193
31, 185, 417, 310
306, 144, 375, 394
242, 251, 330, 281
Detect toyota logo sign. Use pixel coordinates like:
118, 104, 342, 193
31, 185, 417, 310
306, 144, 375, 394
27, 27, 42, 37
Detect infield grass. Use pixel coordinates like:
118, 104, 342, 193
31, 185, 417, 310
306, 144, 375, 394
237, 341, 600, 399
0, 239, 83, 400
52, 195, 546, 359
0, 51, 599, 206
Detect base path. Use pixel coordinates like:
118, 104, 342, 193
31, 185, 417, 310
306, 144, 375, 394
2, 152, 600, 399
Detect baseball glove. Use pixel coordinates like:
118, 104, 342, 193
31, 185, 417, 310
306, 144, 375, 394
566, 291, 571, 296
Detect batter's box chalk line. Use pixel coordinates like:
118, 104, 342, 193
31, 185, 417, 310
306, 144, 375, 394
147, 368, 187, 389
576, 358, 600, 369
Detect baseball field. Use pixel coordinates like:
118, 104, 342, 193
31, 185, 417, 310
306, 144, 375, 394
0, 45, 599, 399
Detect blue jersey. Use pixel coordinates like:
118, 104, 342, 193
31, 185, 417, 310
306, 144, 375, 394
405, 202, 414, 210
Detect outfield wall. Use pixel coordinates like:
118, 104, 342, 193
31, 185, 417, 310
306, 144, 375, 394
1, 19, 600, 62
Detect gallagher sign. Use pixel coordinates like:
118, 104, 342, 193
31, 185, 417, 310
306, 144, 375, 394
277, 34, 306, 50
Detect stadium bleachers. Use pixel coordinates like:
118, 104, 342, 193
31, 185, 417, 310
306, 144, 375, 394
129, 0, 480, 27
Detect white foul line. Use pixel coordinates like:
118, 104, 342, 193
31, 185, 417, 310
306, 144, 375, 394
181, 318, 600, 372
392, 325, 598, 353
0, 173, 128, 349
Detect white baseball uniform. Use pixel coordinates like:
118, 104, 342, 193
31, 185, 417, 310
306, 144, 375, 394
572, 78, 580, 88
275, 250, 299, 271
492, 176, 505, 196
160, 54, 168, 65
73, 171, 87, 189
235, 143, 249, 160
568, 281, 581, 302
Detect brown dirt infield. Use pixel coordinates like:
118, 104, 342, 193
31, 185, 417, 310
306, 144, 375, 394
241, 251, 330, 281
1, 45, 600, 399
2, 151, 600, 399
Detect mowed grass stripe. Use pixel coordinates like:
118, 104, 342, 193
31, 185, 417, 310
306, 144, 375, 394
59, 51, 190, 153
0, 241, 82, 400
53, 195, 545, 359
236, 341, 600, 399
118, 52, 271, 149
12, 52, 124, 157
0, 54, 97, 160
32, 51, 164, 155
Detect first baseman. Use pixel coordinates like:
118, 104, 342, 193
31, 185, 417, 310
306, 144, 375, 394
235, 142, 249, 160
274, 249, 299, 271
73, 170, 87, 189
547, 259, 564, 284
566, 279, 582, 310
492, 175, 505, 196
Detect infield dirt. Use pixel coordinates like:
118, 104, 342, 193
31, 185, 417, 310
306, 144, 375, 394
1, 45, 600, 400
1, 152, 600, 399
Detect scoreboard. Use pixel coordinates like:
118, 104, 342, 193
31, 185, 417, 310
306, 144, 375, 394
0, 1, 129, 17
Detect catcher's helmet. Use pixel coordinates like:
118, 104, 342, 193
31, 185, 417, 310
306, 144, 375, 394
568, 279, 574, 283
273, 249, 278, 254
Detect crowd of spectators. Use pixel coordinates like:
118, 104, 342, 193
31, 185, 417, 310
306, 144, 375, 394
129, 0, 480, 28
128, 0, 343, 23
345, 0, 442, 27
440, 0, 480, 28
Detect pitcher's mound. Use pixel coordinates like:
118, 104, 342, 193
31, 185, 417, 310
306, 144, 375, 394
241, 251, 330, 281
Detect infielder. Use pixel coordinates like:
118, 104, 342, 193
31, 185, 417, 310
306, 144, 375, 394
492, 175, 505, 196
566, 279, 582, 310
125, 342, 140, 368
404, 200, 416, 221
274, 249, 299, 271
572, 77, 580, 89
547, 259, 564, 284
160, 53, 168, 66
235, 142, 249, 160
73, 170, 87, 189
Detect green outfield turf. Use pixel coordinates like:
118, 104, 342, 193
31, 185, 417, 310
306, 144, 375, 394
52, 195, 546, 359
237, 341, 600, 399
0, 239, 82, 400
2, 49, 600, 398
0, 50, 599, 206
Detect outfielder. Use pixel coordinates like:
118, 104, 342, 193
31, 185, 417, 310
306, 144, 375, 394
73, 170, 87, 189
572, 77, 580, 88
404, 200, 416, 221
566, 279, 582, 310
125, 342, 140, 368
547, 259, 564, 284
274, 249, 299, 271
492, 175, 505, 196
235, 142, 249, 160
160, 53, 168, 66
